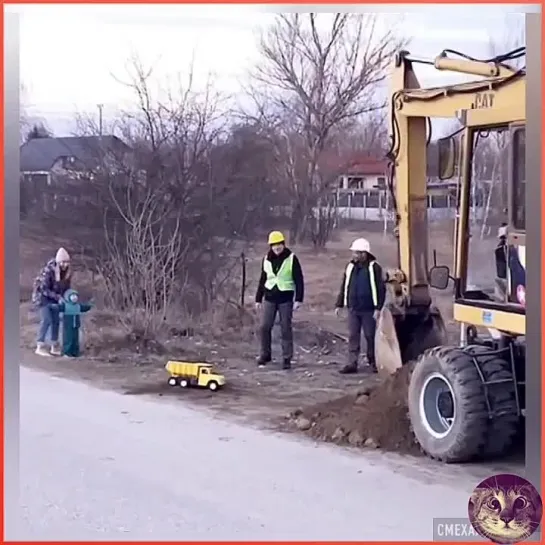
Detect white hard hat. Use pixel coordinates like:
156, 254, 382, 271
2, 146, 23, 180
350, 238, 370, 252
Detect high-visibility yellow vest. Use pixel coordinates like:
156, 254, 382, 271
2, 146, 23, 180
263, 254, 295, 291
343, 260, 379, 308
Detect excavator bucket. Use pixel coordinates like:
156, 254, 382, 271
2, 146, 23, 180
375, 307, 403, 376
375, 304, 448, 377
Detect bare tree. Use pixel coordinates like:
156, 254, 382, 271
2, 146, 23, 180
59, 57, 278, 337
99, 180, 188, 337
25, 122, 53, 142
327, 110, 389, 160
20, 83, 54, 144
246, 13, 407, 247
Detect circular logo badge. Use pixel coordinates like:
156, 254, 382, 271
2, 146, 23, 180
468, 474, 543, 544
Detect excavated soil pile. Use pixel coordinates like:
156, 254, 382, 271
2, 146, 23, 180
293, 362, 423, 456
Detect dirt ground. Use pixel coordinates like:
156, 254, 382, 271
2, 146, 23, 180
20, 221, 506, 459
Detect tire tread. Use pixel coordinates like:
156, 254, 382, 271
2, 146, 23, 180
408, 344, 519, 463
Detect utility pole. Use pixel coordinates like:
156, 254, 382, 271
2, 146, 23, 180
97, 104, 104, 136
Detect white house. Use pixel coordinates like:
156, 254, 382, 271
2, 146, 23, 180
335, 158, 388, 191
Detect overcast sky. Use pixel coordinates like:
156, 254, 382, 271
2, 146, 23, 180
11, 4, 529, 136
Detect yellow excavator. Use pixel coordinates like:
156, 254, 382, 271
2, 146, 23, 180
376, 47, 526, 463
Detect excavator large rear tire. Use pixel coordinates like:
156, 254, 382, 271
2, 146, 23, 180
407, 345, 519, 463
464, 345, 520, 459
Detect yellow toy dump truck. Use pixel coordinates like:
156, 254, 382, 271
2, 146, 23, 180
165, 361, 226, 392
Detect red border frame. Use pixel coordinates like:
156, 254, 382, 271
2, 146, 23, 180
3, 2, 544, 544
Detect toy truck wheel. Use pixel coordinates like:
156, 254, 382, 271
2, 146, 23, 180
168, 377, 177, 387
208, 381, 219, 391
179, 379, 189, 388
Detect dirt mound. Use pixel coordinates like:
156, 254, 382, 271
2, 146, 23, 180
292, 362, 423, 456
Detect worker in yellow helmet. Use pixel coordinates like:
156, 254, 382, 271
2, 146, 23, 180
334, 237, 386, 374
255, 231, 304, 370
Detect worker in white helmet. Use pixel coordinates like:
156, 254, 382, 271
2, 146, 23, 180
335, 238, 386, 374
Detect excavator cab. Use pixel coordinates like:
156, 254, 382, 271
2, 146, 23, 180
375, 48, 526, 463
432, 122, 526, 309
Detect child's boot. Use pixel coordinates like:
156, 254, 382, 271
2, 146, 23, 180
35, 342, 51, 357
50, 342, 62, 356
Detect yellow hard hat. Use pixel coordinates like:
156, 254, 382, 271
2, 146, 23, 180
268, 230, 285, 245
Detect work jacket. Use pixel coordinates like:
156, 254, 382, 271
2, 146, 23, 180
255, 248, 304, 305
335, 255, 386, 312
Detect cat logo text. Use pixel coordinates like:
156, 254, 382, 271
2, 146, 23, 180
434, 520, 480, 540
438, 523, 479, 537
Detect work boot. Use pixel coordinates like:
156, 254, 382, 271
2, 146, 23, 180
257, 355, 271, 368
339, 362, 358, 374
362, 355, 377, 373
50, 342, 62, 357
282, 358, 292, 370
35, 342, 51, 357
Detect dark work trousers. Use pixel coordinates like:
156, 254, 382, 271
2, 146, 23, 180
260, 301, 294, 360
348, 310, 376, 365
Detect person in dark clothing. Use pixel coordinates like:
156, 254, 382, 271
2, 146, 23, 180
255, 231, 304, 370
31, 247, 72, 357
335, 238, 386, 374
494, 223, 509, 301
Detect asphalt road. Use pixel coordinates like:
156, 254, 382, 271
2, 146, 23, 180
17, 367, 477, 540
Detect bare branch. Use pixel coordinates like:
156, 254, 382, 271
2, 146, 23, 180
244, 13, 407, 246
